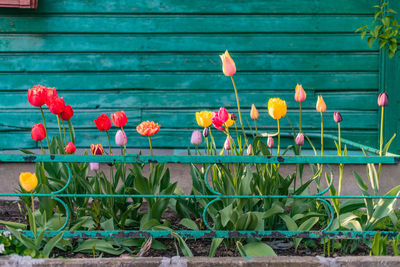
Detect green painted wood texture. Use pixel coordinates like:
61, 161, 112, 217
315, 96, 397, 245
0, 0, 388, 151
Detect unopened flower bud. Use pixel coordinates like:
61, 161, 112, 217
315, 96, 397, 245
295, 133, 304, 146
378, 92, 388, 107
267, 136, 274, 148
224, 136, 232, 150
230, 113, 237, 121
333, 112, 342, 123
191, 130, 202, 145
250, 104, 259, 120
203, 127, 209, 138
247, 144, 253, 155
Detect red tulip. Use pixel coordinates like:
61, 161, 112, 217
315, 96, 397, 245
111, 111, 128, 128
49, 97, 65, 115
60, 105, 74, 121
136, 121, 161, 136
64, 142, 76, 154
27, 85, 47, 107
45, 87, 57, 106
94, 114, 112, 131
31, 123, 46, 141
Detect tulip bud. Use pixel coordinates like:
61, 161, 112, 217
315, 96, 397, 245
294, 84, 306, 103
224, 136, 232, 150
219, 50, 236, 76
115, 130, 127, 146
191, 130, 202, 145
230, 113, 237, 121
267, 136, 274, 148
316, 95, 326, 113
333, 112, 342, 123
107, 152, 115, 167
295, 133, 304, 146
64, 142, 76, 154
89, 162, 99, 171
203, 127, 209, 138
378, 93, 388, 107
250, 104, 259, 120
247, 144, 253, 155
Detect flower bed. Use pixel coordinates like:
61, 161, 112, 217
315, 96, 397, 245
0, 50, 399, 259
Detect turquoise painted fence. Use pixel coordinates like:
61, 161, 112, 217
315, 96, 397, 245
0, 0, 399, 153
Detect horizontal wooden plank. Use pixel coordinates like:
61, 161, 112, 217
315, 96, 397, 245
0, 129, 378, 150
0, 52, 379, 72
0, 73, 378, 90
0, 91, 378, 111
0, 109, 377, 131
0, 0, 378, 14
142, 110, 378, 130
0, 34, 377, 52
0, 109, 141, 130
0, 15, 372, 33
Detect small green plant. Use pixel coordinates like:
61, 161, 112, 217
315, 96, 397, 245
357, 2, 400, 58
371, 232, 387, 256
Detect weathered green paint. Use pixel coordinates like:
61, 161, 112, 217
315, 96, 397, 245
0, 0, 385, 151
0, 15, 373, 33
0, 53, 379, 72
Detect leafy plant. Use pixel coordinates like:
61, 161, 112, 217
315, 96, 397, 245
357, 2, 400, 58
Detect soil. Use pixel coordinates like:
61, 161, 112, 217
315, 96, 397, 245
0, 200, 374, 258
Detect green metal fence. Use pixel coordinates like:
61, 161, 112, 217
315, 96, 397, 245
0, 136, 399, 240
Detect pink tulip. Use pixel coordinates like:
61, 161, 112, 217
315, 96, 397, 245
333, 112, 343, 123
378, 93, 388, 107
115, 130, 127, 146
224, 135, 232, 150
90, 162, 99, 171
295, 133, 304, 146
219, 50, 236, 76
247, 144, 253, 155
294, 84, 306, 103
191, 130, 202, 145
211, 107, 230, 131
267, 136, 274, 148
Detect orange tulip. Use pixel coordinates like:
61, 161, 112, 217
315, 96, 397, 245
250, 104, 259, 120
316, 95, 326, 113
294, 84, 306, 103
137, 121, 161, 136
219, 50, 236, 76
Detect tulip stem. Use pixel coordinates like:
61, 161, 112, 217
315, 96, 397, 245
277, 119, 281, 156
40, 141, 44, 154
320, 112, 324, 156
67, 120, 75, 144
230, 76, 248, 146
56, 115, 64, 146
31, 193, 37, 238
254, 120, 258, 136
61, 119, 67, 144
40, 107, 50, 149
378, 106, 384, 182
338, 122, 341, 156
209, 127, 217, 155
106, 131, 112, 155
299, 102, 302, 133
233, 121, 242, 154
148, 136, 153, 156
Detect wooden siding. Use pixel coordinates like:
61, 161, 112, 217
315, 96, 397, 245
0, 0, 384, 151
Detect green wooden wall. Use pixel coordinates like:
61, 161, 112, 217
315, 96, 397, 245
0, 0, 395, 152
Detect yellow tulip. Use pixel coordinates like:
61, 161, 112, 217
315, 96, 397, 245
316, 95, 326, 113
195, 111, 213, 128
268, 98, 287, 120
225, 114, 234, 128
19, 172, 38, 192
